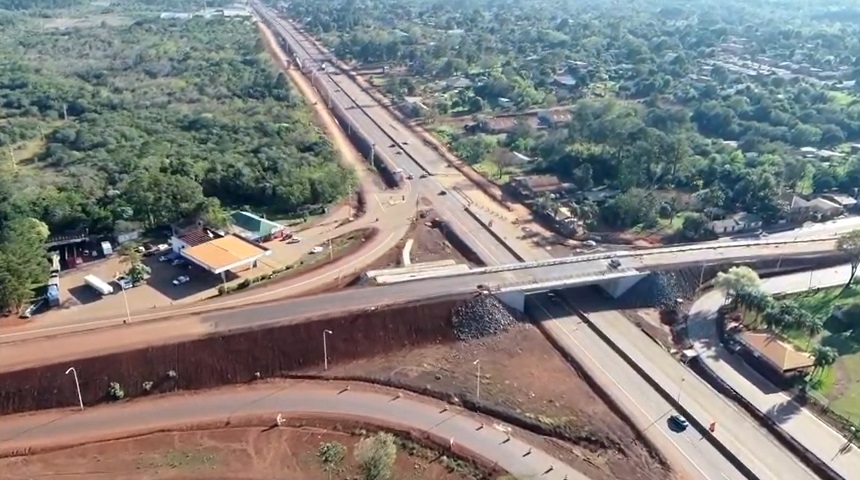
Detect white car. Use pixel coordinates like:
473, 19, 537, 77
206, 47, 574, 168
158, 254, 171, 262
309, 246, 324, 254
172, 275, 190, 286
156, 243, 169, 251
286, 236, 302, 244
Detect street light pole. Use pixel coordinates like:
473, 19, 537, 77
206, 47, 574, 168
119, 281, 132, 325
473, 359, 480, 401
677, 377, 685, 403
323, 329, 333, 370
65, 367, 83, 410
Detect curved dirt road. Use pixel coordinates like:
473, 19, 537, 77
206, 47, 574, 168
0, 382, 589, 480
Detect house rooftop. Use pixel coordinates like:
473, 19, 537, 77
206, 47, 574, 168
177, 227, 222, 247
739, 332, 814, 372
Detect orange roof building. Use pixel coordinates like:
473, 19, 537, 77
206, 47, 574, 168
739, 332, 814, 373
180, 233, 270, 274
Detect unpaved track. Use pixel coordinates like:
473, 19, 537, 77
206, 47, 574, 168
0, 381, 591, 480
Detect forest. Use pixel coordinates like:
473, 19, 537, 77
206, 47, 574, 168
286, 0, 860, 230
0, 4, 353, 311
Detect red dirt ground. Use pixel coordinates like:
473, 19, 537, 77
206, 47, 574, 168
0, 426, 483, 480
319, 323, 674, 480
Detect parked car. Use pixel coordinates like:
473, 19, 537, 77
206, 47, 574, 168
310, 246, 324, 254
419, 173, 429, 179
608, 258, 621, 269
171, 258, 186, 267
406, 173, 414, 180
285, 236, 302, 244
438, 190, 447, 196
158, 254, 172, 262
583, 240, 597, 248
668, 414, 689, 432
172, 275, 190, 286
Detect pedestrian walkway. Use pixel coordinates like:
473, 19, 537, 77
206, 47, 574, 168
688, 265, 860, 480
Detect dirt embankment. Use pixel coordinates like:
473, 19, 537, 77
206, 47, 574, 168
0, 297, 469, 415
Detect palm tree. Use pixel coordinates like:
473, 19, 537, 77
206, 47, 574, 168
812, 345, 838, 377
804, 316, 824, 350
763, 306, 786, 332
747, 289, 773, 325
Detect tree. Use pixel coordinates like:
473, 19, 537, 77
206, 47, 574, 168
355, 432, 397, 480
195, 197, 233, 231
763, 305, 787, 332
812, 345, 838, 376
837, 230, 860, 292
318, 441, 346, 477
118, 242, 142, 269
0, 218, 50, 313
713, 266, 761, 304
602, 188, 660, 228
680, 212, 711, 241
126, 262, 151, 284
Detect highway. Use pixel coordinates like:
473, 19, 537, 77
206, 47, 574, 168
0, 5, 854, 480
530, 293, 748, 480
257, 4, 538, 264
688, 265, 860, 478
0, 382, 586, 480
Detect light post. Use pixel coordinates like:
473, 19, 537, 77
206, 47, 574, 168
677, 377, 685, 403
473, 359, 480, 401
65, 367, 83, 410
808, 269, 814, 290
323, 329, 333, 370
118, 281, 132, 325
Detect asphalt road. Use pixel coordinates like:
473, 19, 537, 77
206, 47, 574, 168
0, 382, 587, 480
688, 265, 860, 479
260, 7, 532, 265
575, 303, 818, 480
529, 293, 747, 480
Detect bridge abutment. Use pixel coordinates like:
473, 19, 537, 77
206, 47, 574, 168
495, 290, 526, 312
598, 273, 648, 299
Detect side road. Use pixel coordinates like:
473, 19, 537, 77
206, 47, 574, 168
0, 381, 589, 480
688, 265, 860, 479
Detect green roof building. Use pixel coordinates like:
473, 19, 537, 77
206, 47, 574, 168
230, 211, 287, 242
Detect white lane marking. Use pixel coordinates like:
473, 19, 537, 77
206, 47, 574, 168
0, 232, 398, 340
532, 300, 719, 480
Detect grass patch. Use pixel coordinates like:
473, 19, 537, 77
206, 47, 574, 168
472, 159, 521, 184
783, 284, 860, 422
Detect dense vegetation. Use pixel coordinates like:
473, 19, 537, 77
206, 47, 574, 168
0, 5, 353, 312
286, 0, 860, 230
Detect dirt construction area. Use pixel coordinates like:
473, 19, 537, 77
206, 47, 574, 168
0, 426, 483, 480
320, 322, 673, 480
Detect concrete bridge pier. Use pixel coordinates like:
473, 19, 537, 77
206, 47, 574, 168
597, 273, 648, 299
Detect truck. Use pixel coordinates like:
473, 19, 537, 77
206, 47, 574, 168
84, 274, 114, 296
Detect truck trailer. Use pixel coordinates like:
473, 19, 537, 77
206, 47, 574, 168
84, 274, 114, 296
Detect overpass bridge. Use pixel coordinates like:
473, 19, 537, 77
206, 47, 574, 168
370, 237, 839, 310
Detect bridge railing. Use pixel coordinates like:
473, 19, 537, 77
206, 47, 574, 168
465, 235, 838, 278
